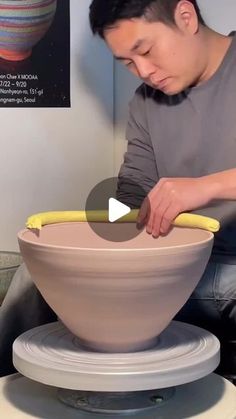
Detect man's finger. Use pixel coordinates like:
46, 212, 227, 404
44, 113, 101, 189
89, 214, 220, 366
160, 204, 181, 234
151, 200, 171, 237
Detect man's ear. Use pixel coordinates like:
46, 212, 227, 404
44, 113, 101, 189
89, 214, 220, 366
174, 0, 199, 35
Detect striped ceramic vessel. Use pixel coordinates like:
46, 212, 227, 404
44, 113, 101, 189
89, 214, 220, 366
0, 0, 57, 61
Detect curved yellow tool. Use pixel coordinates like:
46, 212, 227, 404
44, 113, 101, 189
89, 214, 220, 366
26, 210, 220, 233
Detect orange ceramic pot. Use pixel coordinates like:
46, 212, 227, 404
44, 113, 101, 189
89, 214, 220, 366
0, 0, 57, 61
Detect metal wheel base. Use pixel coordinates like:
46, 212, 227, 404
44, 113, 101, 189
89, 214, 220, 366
57, 387, 175, 415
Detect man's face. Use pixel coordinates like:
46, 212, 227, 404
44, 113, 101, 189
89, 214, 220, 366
104, 15, 205, 95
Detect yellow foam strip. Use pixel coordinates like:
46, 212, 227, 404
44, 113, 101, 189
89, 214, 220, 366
26, 210, 220, 233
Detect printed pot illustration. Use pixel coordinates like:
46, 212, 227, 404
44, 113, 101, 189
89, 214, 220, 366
18, 222, 213, 353
0, 0, 57, 61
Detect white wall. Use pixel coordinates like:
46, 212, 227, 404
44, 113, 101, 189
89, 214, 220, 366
198, 0, 236, 33
114, 0, 236, 173
0, 0, 114, 250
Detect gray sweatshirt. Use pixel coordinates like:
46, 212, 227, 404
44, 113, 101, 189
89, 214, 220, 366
117, 33, 236, 263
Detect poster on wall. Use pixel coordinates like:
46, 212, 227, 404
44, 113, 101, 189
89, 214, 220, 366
0, 0, 70, 108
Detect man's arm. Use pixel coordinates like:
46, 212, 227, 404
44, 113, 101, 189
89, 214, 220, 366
202, 168, 236, 200
116, 86, 159, 208
138, 170, 236, 238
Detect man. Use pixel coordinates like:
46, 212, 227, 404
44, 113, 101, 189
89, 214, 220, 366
89, 0, 236, 381
0, 265, 57, 377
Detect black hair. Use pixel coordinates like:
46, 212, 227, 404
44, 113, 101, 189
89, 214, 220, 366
89, 0, 205, 38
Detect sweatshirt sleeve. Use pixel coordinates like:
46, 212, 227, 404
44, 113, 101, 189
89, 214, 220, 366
116, 85, 159, 208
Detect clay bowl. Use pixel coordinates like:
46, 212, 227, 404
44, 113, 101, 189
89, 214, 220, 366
18, 222, 213, 353
0, 0, 57, 61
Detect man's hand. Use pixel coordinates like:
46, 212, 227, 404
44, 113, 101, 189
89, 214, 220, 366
137, 177, 215, 238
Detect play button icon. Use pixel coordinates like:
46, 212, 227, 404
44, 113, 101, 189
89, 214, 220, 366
85, 177, 150, 242
108, 198, 131, 222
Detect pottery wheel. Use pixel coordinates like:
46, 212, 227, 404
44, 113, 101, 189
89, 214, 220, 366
1, 373, 236, 419
13, 320, 220, 392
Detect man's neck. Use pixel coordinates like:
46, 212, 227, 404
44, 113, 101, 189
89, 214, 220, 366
199, 28, 233, 84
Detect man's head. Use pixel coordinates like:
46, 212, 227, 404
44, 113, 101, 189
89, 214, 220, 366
90, 0, 209, 95
89, 0, 205, 38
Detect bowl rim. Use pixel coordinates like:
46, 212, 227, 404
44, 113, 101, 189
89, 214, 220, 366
18, 223, 214, 254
